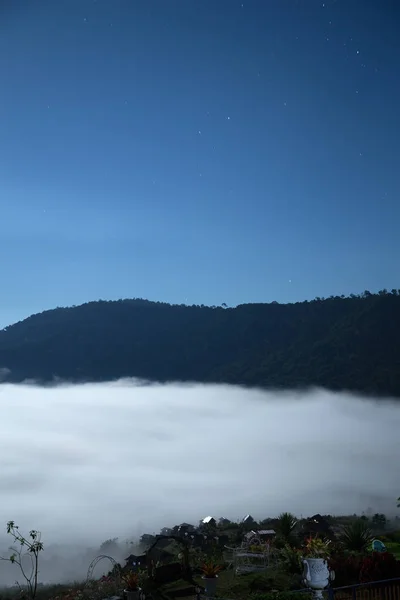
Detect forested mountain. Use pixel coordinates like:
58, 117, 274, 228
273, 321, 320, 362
0, 289, 399, 396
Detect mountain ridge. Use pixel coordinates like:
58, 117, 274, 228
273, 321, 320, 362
0, 290, 399, 397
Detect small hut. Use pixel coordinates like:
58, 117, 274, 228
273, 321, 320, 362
201, 516, 216, 526
124, 553, 147, 572
303, 514, 334, 539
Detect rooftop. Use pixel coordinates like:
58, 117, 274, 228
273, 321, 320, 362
202, 516, 215, 524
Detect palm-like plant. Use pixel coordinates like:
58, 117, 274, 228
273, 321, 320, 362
201, 561, 222, 578
122, 572, 139, 591
340, 519, 373, 553
276, 512, 298, 545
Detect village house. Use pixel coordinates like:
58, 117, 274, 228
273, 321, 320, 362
244, 529, 276, 542
302, 514, 334, 539
200, 516, 217, 527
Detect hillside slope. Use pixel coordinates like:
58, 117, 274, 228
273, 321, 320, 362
0, 290, 399, 396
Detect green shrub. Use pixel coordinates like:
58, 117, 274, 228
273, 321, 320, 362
359, 551, 400, 583
220, 568, 299, 598
341, 519, 373, 552
250, 593, 311, 600
328, 553, 363, 586
275, 514, 299, 547
279, 545, 303, 575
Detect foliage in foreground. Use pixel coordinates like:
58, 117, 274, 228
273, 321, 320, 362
1, 512, 400, 600
250, 594, 311, 600
359, 551, 400, 583
0, 522, 44, 600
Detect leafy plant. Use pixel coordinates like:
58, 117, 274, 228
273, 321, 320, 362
83, 577, 121, 600
250, 593, 311, 600
279, 544, 303, 574
341, 519, 373, 552
201, 561, 222, 578
303, 535, 331, 558
328, 553, 362, 587
275, 513, 298, 545
359, 551, 400, 583
122, 572, 139, 591
0, 521, 44, 600
137, 569, 149, 589
249, 544, 267, 553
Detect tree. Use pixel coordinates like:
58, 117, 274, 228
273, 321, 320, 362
340, 519, 373, 553
99, 537, 120, 556
371, 513, 387, 529
0, 521, 43, 600
1, 291, 400, 398
275, 512, 298, 545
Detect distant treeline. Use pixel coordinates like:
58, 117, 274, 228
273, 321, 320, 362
0, 289, 399, 397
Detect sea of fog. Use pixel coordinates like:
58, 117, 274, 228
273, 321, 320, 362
0, 381, 399, 584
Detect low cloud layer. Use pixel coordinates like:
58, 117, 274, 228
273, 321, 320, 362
0, 381, 398, 582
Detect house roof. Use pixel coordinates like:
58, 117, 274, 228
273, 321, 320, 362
202, 516, 215, 524
307, 514, 330, 528
310, 514, 327, 523
242, 514, 254, 522
245, 529, 276, 540
125, 553, 147, 562
258, 529, 276, 535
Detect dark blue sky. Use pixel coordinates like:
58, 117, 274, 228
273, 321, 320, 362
1, 0, 399, 326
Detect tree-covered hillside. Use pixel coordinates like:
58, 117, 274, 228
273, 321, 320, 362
0, 290, 399, 396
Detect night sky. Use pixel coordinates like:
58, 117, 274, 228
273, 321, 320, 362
1, 0, 399, 327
